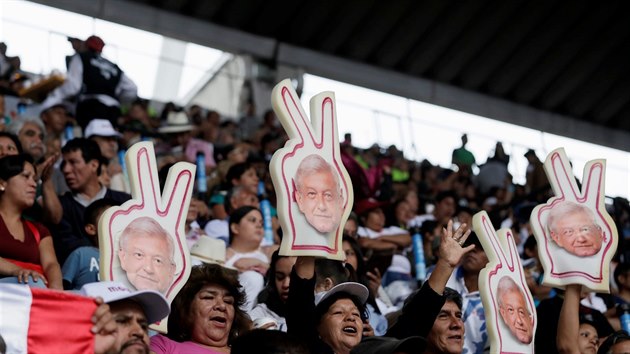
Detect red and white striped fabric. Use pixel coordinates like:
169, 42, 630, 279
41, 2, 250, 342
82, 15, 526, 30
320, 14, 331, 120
0, 284, 97, 354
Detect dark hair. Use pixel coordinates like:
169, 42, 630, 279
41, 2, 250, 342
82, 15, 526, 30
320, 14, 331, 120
231, 329, 310, 354
314, 291, 368, 323
443, 287, 463, 309
315, 259, 348, 287
226, 162, 254, 188
435, 190, 457, 203
257, 251, 290, 316
167, 264, 250, 343
614, 262, 630, 290
61, 138, 104, 175
0, 154, 34, 182
84, 198, 121, 226
228, 206, 261, 244
0, 131, 23, 154
598, 330, 630, 354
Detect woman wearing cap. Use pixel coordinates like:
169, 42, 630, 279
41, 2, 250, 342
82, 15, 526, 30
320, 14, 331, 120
287, 255, 369, 354
151, 263, 251, 354
0, 154, 62, 289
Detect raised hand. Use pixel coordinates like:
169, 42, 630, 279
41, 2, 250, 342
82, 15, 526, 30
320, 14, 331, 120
270, 79, 352, 260
474, 211, 536, 354
439, 220, 475, 268
99, 142, 195, 306
530, 148, 617, 291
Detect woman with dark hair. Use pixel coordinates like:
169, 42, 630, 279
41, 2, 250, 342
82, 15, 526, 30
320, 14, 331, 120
225, 206, 269, 274
225, 162, 259, 195
249, 251, 296, 331
288, 256, 369, 354
0, 131, 22, 157
0, 154, 62, 289
151, 263, 251, 353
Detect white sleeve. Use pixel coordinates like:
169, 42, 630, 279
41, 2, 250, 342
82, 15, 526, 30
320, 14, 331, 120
115, 73, 137, 103
41, 55, 83, 106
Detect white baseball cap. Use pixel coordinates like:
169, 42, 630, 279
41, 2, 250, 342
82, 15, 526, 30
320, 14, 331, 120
314, 282, 369, 308
85, 119, 122, 138
80, 281, 170, 323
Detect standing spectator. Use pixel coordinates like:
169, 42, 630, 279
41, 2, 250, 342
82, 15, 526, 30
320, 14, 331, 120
54, 138, 130, 263
41, 35, 137, 130
452, 134, 476, 174
524, 149, 548, 198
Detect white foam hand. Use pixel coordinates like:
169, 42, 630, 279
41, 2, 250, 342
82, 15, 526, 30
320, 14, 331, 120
530, 148, 617, 291
474, 211, 536, 353
99, 142, 195, 298
269, 79, 352, 259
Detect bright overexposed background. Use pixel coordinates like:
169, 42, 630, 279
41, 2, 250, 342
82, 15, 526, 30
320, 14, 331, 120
2, 0, 628, 198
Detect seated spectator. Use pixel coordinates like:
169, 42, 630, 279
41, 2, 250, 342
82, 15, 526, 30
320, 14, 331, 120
61, 198, 120, 290
226, 206, 269, 312
151, 263, 251, 353
158, 111, 217, 171
39, 101, 70, 144
249, 252, 296, 332
8, 116, 46, 163
54, 138, 130, 263
85, 119, 128, 193
226, 162, 259, 195
0, 131, 21, 157
598, 330, 630, 354
204, 186, 259, 245
80, 281, 170, 354
351, 336, 426, 354
408, 191, 457, 229
0, 154, 62, 289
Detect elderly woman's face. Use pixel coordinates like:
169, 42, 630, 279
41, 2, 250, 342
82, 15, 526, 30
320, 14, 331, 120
317, 298, 363, 352
190, 284, 236, 348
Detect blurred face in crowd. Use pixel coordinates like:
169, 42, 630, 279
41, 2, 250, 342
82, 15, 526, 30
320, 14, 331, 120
550, 210, 603, 257
107, 301, 150, 354
231, 209, 264, 245
461, 246, 488, 274
364, 208, 386, 232
62, 149, 99, 193
317, 298, 363, 353
296, 170, 343, 234
344, 218, 358, 238
190, 284, 235, 348
434, 196, 456, 224
577, 323, 598, 354
343, 241, 359, 272
498, 287, 533, 344
231, 189, 259, 210
274, 256, 296, 303
395, 200, 414, 226
0, 136, 19, 158
119, 226, 176, 294
41, 106, 68, 135
234, 167, 259, 195
426, 301, 465, 354
19, 122, 45, 161
92, 135, 119, 160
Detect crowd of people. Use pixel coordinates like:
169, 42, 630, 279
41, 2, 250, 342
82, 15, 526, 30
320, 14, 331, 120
2, 34, 630, 354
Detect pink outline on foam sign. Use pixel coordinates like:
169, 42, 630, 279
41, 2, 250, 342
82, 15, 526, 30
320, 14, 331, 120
536, 151, 613, 283
270, 79, 353, 259
102, 143, 194, 298
475, 211, 536, 354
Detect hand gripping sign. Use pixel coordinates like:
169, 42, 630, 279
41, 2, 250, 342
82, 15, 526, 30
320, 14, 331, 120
474, 211, 537, 354
530, 148, 617, 291
99, 142, 195, 331
270, 79, 352, 260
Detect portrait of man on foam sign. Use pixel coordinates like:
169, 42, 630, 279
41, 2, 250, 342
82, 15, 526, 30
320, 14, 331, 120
269, 79, 352, 260
100, 142, 195, 332
496, 276, 534, 345
530, 148, 617, 291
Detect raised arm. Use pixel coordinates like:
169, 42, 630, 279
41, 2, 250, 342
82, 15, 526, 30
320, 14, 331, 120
557, 284, 582, 354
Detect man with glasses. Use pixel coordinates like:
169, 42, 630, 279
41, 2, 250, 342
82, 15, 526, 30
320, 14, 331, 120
547, 201, 604, 257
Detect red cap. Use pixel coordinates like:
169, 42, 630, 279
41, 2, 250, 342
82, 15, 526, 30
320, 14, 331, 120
86, 35, 105, 52
354, 198, 388, 216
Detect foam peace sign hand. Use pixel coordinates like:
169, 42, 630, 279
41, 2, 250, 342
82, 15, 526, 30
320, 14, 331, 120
99, 142, 195, 304
269, 79, 352, 260
530, 148, 617, 291
473, 211, 536, 353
